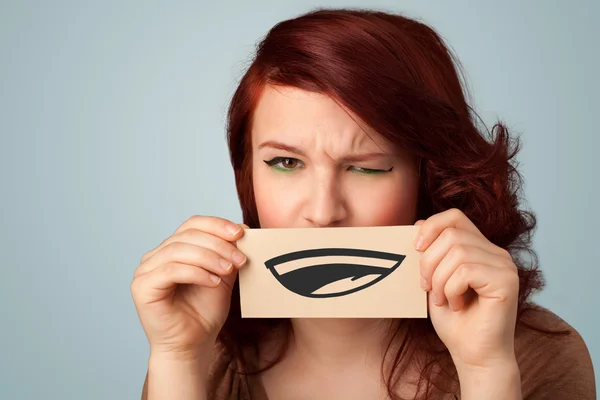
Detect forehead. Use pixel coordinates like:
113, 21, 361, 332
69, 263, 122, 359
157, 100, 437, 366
251, 85, 390, 151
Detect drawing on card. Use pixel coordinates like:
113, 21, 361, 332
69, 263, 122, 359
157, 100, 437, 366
264, 247, 406, 298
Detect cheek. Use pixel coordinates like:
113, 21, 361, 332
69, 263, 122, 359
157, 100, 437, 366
252, 166, 301, 228
254, 189, 281, 227
348, 177, 418, 226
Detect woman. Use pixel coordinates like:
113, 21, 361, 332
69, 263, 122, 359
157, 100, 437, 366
132, 8, 595, 399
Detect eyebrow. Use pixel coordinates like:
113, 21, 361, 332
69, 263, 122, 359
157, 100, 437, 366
257, 140, 390, 162
258, 140, 307, 156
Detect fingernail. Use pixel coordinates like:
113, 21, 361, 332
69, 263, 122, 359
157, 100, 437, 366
232, 250, 246, 266
210, 274, 221, 284
220, 259, 232, 271
227, 224, 241, 236
415, 236, 424, 250
420, 277, 427, 290
432, 293, 439, 305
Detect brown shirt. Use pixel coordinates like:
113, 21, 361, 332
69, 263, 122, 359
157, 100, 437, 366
143, 304, 596, 399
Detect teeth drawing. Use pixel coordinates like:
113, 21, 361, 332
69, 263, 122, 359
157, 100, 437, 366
264, 248, 406, 298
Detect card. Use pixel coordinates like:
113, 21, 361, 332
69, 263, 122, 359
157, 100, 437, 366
236, 225, 426, 318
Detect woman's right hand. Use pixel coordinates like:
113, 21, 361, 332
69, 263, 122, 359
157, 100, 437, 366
131, 215, 248, 360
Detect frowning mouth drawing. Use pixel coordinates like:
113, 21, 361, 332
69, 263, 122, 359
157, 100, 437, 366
264, 248, 406, 298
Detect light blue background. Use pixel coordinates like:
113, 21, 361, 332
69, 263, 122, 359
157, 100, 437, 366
1, 1, 597, 399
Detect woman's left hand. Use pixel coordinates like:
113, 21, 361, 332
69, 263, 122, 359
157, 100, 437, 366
415, 208, 521, 396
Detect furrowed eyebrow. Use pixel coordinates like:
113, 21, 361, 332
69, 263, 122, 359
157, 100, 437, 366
258, 141, 306, 157
257, 140, 390, 162
339, 153, 389, 163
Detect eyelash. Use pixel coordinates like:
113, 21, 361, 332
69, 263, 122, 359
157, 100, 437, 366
263, 157, 393, 175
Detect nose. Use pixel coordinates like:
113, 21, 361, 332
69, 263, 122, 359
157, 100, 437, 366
303, 169, 348, 227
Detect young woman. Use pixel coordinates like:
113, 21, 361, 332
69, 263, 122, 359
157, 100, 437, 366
132, 8, 595, 399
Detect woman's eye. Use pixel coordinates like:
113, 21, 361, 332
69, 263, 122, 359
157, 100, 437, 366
263, 157, 304, 172
262, 158, 393, 175
350, 166, 394, 175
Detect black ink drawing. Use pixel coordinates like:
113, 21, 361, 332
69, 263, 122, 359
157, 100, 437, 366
264, 248, 406, 298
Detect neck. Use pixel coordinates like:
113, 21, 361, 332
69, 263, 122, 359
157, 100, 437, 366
289, 318, 398, 368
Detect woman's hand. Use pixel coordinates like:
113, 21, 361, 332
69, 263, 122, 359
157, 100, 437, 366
415, 208, 521, 398
131, 216, 248, 361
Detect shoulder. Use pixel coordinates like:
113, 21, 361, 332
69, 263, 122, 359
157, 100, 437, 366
514, 303, 596, 399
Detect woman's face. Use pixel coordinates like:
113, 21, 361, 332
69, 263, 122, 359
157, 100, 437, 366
251, 85, 419, 229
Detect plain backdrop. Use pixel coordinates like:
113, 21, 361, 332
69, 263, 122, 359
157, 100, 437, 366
0, 1, 597, 399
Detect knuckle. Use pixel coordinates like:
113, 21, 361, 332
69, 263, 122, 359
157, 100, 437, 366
443, 279, 456, 296
195, 245, 211, 261
177, 228, 199, 244
451, 244, 468, 263
443, 287, 452, 299
431, 273, 444, 291
496, 285, 516, 303
501, 247, 513, 260
132, 265, 143, 279
164, 241, 186, 256
449, 208, 463, 219
160, 262, 178, 276
504, 258, 517, 271
215, 238, 231, 256
187, 214, 204, 224
178, 215, 204, 232
458, 263, 473, 278
178, 227, 195, 237
505, 267, 520, 285
140, 251, 151, 264
130, 277, 143, 296
441, 227, 459, 243
420, 252, 433, 272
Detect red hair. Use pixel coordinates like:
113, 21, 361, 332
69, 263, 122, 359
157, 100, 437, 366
222, 7, 547, 398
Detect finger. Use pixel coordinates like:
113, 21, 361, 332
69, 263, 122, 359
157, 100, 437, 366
141, 229, 247, 269
135, 242, 235, 278
430, 245, 512, 306
420, 227, 512, 291
234, 224, 251, 244
175, 215, 243, 237
414, 208, 482, 251
141, 217, 246, 264
131, 262, 222, 305
444, 263, 519, 312
413, 221, 425, 258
